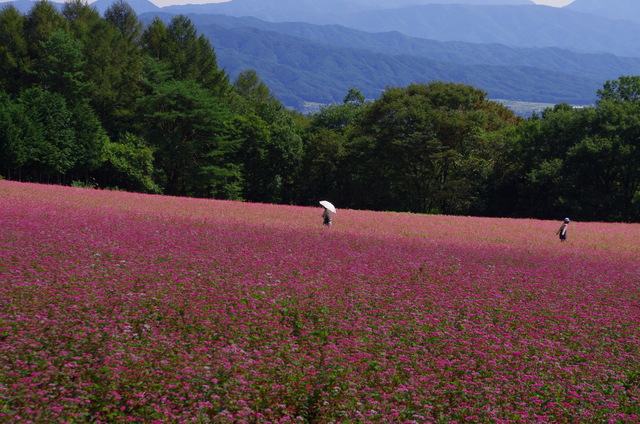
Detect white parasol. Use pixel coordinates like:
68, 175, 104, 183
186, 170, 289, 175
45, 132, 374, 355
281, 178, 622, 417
319, 200, 336, 213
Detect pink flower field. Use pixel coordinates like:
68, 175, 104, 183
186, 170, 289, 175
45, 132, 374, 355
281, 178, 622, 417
1, 180, 639, 423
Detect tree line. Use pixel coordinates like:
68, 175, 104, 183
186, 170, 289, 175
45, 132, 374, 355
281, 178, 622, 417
1, 0, 639, 222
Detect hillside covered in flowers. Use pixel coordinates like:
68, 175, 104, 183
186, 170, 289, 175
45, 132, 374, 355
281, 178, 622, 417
1, 181, 639, 422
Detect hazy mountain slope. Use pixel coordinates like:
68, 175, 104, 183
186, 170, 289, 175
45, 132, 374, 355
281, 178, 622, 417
326, 4, 640, 57
0, 0, 39, 12
160, 2, 640, 57
565, 0, 640, 24
192, 22, 600, 108
186, 13, 640, 82
160, 0, 533, 16
92, 0, 159, 14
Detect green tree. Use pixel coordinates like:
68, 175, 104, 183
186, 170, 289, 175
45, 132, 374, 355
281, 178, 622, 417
231, 70, 304, 203
508, 77, 640, 222
98, 132, 160, 193
234, 70, 270, 98
62, 0, 100, 38
36, 29, 88, 103
136, 78, 241, 198
564, 135, 632, 220
345, 82, 516, 214
312, 88, 365, 131
297, 88, 364, 206
0, 5, 30, 95
297, 127, 346, 205
148, 15, 230, 96
104, 0, 142, 45
69, 100, 109, 182
233, 111, 303, 204
17, 87, 76, 182
508, 104, 595, 218
575, 78, 640, 221
0, 92, 33, 179
83, 3, 143, 135
140, 54, 173, 90
140, 17, 170, 62
24, 0, 68, 62
165, 15, 198, 80
597, 76, 640, 105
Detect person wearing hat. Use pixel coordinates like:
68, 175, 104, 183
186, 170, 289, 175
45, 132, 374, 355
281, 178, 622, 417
556, 218, 570, 242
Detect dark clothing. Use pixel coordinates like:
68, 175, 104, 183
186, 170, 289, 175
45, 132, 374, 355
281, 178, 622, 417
557, 223, 568, 241
322, 209, 332, 226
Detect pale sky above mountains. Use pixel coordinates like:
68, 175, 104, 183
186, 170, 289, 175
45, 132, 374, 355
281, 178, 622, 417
146, 0, 576, 8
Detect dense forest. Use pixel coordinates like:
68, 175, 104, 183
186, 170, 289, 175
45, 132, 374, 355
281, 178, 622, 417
1, 0, 639, 222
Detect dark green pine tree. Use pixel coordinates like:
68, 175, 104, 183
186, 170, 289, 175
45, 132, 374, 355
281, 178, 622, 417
0, 5, 30, 95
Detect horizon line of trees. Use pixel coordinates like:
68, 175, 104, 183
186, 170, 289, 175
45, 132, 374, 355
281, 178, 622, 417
1, 0, 639, 222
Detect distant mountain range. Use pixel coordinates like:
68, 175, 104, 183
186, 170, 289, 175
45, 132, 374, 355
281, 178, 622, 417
185, 13, 640, 82
154, 12, 638, 107
567, 0, 640, 24
155, 1, 640, 57
3, 0, 640, 111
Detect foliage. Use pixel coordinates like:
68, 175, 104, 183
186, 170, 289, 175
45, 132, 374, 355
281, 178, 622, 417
17, 87, 76, 181
507, 78, 640, 222
311, 88, 365, 131
0, 4, 245, 200
143, 14, 230, 97
231, 70, 304, 204
343, 82, 517, 215
509, 104, 596, 219
0, 5, 29, 95
35, 28, 88, 103
0, 92, 31, 179
136, 78, 239, 197
99, 132, 160, 194
298, 127, 347, 206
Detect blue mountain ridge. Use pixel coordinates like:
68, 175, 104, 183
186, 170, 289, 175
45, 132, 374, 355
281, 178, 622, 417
155, 1, 640, 57
185, 13, 640, 83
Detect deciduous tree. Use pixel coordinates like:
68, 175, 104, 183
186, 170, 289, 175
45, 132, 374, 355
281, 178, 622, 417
231, 70, 303, 203
345, 82, 516, 214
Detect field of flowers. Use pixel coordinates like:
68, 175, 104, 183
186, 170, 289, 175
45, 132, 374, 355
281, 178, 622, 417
1, 180, 639, 423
